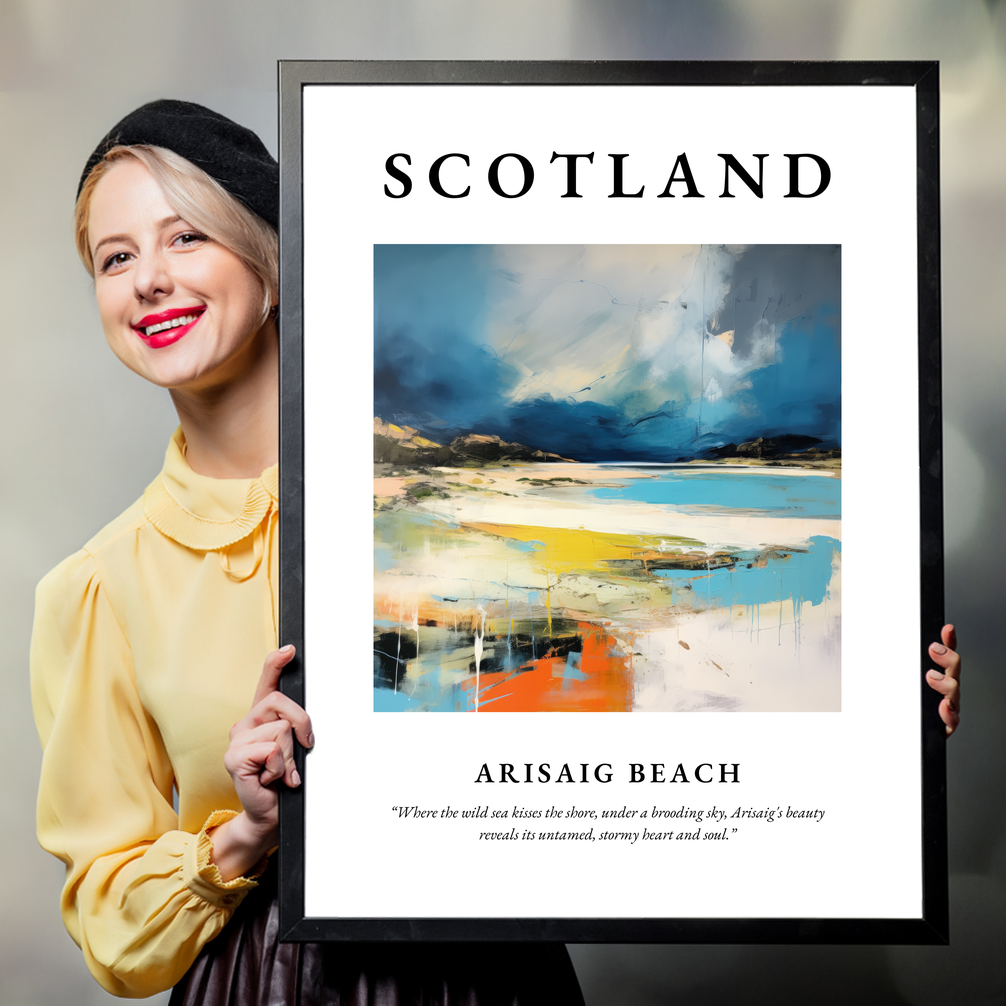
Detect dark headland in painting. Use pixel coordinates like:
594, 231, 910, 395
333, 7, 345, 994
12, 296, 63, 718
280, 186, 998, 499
374, 418, 840, 470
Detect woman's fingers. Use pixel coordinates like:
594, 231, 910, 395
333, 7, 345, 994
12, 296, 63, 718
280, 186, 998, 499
230, 719, 302, 788
926, 667, 959, 704
940, 698, 960, 736
232, 689, 314, 750
223, 644, 311, 814
929, 634, 961, 678
242, 644, 314, 749
928, 632, 961, 686
924, 680, 960, 736
941, 623, 958, 654
927, 623, 961, 737
259, 742, 289, 787
218, 646, 309, 846
224, 738, 287, 788
252, 644, 297, 707
255, 691, 313, 749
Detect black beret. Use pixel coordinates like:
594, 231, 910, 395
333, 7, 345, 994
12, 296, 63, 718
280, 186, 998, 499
78, 99, 278, 228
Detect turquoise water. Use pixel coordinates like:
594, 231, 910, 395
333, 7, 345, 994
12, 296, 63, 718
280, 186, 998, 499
588, 468, 841, 615
588, 468, 839, 517
654, 534, 841, 614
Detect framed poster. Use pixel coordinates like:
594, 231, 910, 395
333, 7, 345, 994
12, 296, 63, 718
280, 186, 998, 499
277, 61, 946, 943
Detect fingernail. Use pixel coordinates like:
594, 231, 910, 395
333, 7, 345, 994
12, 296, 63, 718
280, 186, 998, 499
280, 644, 295, 654
931, 643, 947, 655
928, 669, 944, 680
306, 732, 315, 748
292, 768, 301, 787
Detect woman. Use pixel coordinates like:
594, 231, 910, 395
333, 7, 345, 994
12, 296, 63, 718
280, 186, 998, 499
31, 100, 586, 1003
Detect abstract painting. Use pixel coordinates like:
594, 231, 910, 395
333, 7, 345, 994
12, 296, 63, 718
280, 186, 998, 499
373, 244, 841, 712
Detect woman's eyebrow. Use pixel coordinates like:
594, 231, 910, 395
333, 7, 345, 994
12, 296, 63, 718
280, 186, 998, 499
92, 216, 185, 257
92, 232, 133, 256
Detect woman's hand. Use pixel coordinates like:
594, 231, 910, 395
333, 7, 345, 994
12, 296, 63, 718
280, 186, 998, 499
926, 624, 961, 737
209, 645, 314, 881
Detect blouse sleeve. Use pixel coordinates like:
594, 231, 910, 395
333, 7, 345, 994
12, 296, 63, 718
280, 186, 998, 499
31, 549, 262, 998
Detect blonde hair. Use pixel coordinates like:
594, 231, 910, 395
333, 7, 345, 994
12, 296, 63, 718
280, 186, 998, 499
75, 145, 278, 322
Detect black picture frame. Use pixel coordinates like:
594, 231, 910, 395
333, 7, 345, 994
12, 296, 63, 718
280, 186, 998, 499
277, 60, 945, 944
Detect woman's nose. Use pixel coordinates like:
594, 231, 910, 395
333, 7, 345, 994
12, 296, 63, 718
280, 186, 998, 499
133, 249, 173, 302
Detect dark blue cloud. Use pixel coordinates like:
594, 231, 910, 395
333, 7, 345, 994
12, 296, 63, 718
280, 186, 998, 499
374, 244, 840, 461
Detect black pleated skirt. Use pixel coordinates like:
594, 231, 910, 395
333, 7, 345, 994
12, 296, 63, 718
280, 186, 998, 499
169, 869, 585, 1006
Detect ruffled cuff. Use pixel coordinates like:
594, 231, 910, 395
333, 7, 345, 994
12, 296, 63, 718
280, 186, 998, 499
182, 810, 269, 910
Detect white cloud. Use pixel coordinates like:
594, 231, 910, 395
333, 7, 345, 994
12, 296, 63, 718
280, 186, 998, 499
481, 244, 781, 421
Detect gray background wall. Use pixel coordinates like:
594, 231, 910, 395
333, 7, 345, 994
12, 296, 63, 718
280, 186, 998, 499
1, 2, 1002, 1003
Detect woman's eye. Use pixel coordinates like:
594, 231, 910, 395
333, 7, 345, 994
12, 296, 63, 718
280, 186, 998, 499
173, 231, 208, 248
101, 251, 132, 273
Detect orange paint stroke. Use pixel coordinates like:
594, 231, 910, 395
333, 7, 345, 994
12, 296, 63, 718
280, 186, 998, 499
461, 621, 633, 712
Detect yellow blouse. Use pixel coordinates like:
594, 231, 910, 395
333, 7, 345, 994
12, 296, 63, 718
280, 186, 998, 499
31, 428, 279, 998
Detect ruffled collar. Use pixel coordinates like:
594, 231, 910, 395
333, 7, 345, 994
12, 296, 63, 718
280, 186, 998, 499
143, 428, 278, 551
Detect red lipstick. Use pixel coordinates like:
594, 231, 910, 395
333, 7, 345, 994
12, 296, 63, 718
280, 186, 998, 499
132, 306, 205, 349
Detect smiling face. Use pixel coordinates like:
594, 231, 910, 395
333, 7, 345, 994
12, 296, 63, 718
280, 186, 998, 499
87, 158, 272, 393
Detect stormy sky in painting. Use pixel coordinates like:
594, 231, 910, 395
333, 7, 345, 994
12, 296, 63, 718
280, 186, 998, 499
374, 244, 840, 463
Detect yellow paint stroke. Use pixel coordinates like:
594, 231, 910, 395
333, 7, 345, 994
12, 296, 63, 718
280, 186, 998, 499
464, 521, 703, 575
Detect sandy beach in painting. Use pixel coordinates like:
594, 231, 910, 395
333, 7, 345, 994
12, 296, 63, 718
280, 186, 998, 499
374, 461, 841, 713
